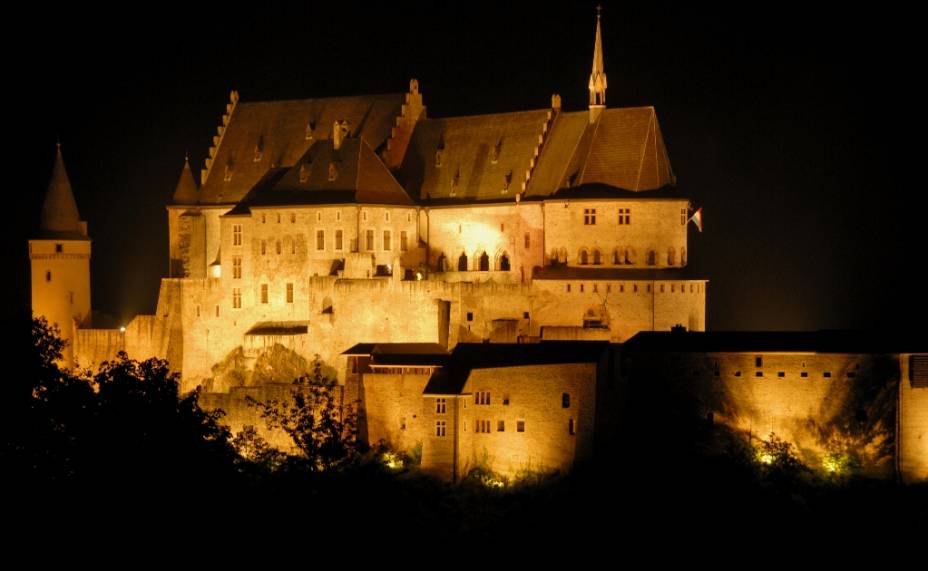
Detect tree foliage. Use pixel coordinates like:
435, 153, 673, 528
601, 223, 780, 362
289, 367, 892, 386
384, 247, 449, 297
248, 357, 362, 472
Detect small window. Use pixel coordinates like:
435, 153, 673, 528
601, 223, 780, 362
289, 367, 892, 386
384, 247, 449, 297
436, 398, 446, 414
466, 312, 473, 322
755, 356, 763, 368
316, 211, 322, 223
337, 211, 342, 222
401, 417, 406, 431
46, 271, 52, 282
583, 208, 596, 225
567, 284, 571, 293
734, 371, 742, 377
335, 230, 343, 251
232, 256, 242, 279
618, 208, 631, 225
400, 231, 408, 252
562, 393, 570, 408
436, 420, 446, 437
366, 230, 374, 251
755, 371, 763, 377
316, 230, 325, 251
777, 371, 785, 378
290, 212, 296, 223
215, 305, 219, 317
55, 243, 63, 253
286, 283, 294, 304
232, 288, 242, 309
260, 284, 268, 304
276, 241, 281, 255
383, 230, 391, 251
502, 394, 510, 405
232, 224, 242, 246
362, 211, 368, 222
497, 420, 505, 432
261, 241, 267, 255
261, 213, 266, 224
800, 371, 809, 378
824, 372, 832, 378
569, 418, 575, 436
517, 420, 525, 433
523, 312, 529, 319
276, 213, 281, 224
385, 211, 391, 223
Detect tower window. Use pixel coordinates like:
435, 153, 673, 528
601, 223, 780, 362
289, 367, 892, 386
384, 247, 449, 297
260, 284, 268, 304
286, 283, 294, 304
524, 232, 530, 249
261, 241, 267, 255
55, 243, 63, 253
233, 256, 242, 279
232, 288, 241, 309
435, 420, 446, 437
562, 393, 570, 408
436, 398, 446, 414
46, 271, 52, 282
232, 224, 242, 246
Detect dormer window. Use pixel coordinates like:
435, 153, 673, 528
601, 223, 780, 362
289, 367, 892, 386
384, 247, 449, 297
253, 137, 263, 162
299, 163, 309, 183
435, 149, 443, 167
223, 164, 232, 182
305, 120, 315, 141
450, 169, 460, 197
502, 171, 512, 194
328, 163, 338, 181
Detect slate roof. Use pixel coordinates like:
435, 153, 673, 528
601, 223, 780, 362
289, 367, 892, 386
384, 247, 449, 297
424, 341, 609, 394
172, 158, 199, 204
39, 147, 87, 240
623, 331, 928, 355
342, 343, 449, 366
245, 321, 309, 336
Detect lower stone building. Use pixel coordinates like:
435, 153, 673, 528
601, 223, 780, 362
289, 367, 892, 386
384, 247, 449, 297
622, 331, 928, 483
344, 341, 617, 481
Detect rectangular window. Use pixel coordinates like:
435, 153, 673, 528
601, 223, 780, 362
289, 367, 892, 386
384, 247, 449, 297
232, 288, 241, 309
755, 356, 763, 368
524, 232, 530, 249
800, 371, 809, 378
366, 229, 374, 251
385, 211, 391, 222
497, 420, 505, 432
316, 230, 325, 251
562, 392, 570, 408
436, 420, 446, 437
55, 243, 63, 253
215, 305, 219, 317
260, 284, 268, 304
466, 312, 474, 322
583, 208, 596, 225
383, 230, 391, 251
46, 271, 52, 282
291, 212, 296, 223
335, 230, 343, 251
567, 284, 571, 293
400, 231, 408, 252
233, 224, 242, 246
436, 398, 446, 414
286, 283, 294, 304
233, 256, 242, 279
276, 241, 281, 255
261, 241, 267, 255
618, 208, 631, 225
517, 420, 525, 433
474, 391, 490, 405
316, 211, 322, 222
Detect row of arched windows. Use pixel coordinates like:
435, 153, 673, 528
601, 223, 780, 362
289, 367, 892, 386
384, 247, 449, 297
435, 251, 511, 272
552, 246, 686, 267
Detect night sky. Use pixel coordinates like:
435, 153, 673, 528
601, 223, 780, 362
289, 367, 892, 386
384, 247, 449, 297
12, 2, 924, 332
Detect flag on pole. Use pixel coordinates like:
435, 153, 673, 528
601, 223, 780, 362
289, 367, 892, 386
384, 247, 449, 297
689, 207, 703, 232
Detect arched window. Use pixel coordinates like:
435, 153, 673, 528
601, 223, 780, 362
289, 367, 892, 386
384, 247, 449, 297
592, 249, 602, 265
558, 248, 568, 264
668, 247, 676, 266
579, 249, 589, 265
458, 253, 468, 271
612, 249, 621, 265
478, 252, 490, 271
647, 250, 656, 266
625, 247, 635, 265
436, 253, 446, 272
499, 253, 511, 271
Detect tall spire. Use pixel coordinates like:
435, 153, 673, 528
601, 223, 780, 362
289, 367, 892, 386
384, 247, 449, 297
39, 144, 85, 238
172, 156, 199, 204
588, 5, 608, 116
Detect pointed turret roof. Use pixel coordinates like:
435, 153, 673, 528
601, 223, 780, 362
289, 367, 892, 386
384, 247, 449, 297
589, 6, 608, 107
172, 157, 199, 204
39, 145, 87, 239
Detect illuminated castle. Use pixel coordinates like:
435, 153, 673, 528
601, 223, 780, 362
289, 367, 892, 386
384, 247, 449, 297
29, 12, 927, 482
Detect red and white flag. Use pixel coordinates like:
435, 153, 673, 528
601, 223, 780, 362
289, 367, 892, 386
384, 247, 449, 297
689, 207, 703, 232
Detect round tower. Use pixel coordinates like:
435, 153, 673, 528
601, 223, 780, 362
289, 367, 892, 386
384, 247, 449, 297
29, 145, 91, 368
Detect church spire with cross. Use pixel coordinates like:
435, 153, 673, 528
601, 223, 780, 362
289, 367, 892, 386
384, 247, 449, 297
589, 5, 608, 122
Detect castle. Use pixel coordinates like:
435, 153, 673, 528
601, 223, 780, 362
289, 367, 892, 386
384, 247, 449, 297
28, 12, 927, 482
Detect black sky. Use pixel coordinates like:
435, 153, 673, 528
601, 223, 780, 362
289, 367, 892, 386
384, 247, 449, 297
11, 2, 925, 332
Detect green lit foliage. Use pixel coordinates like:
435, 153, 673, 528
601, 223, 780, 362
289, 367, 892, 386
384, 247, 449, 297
753, 432, 808, 480
248, 356, 362, 472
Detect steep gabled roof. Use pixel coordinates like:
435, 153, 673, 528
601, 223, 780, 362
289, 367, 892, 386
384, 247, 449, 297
240, 137, 412, 207
199, 93, 404, 204
400, 109, 550, 202
39, 146, 87, 240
